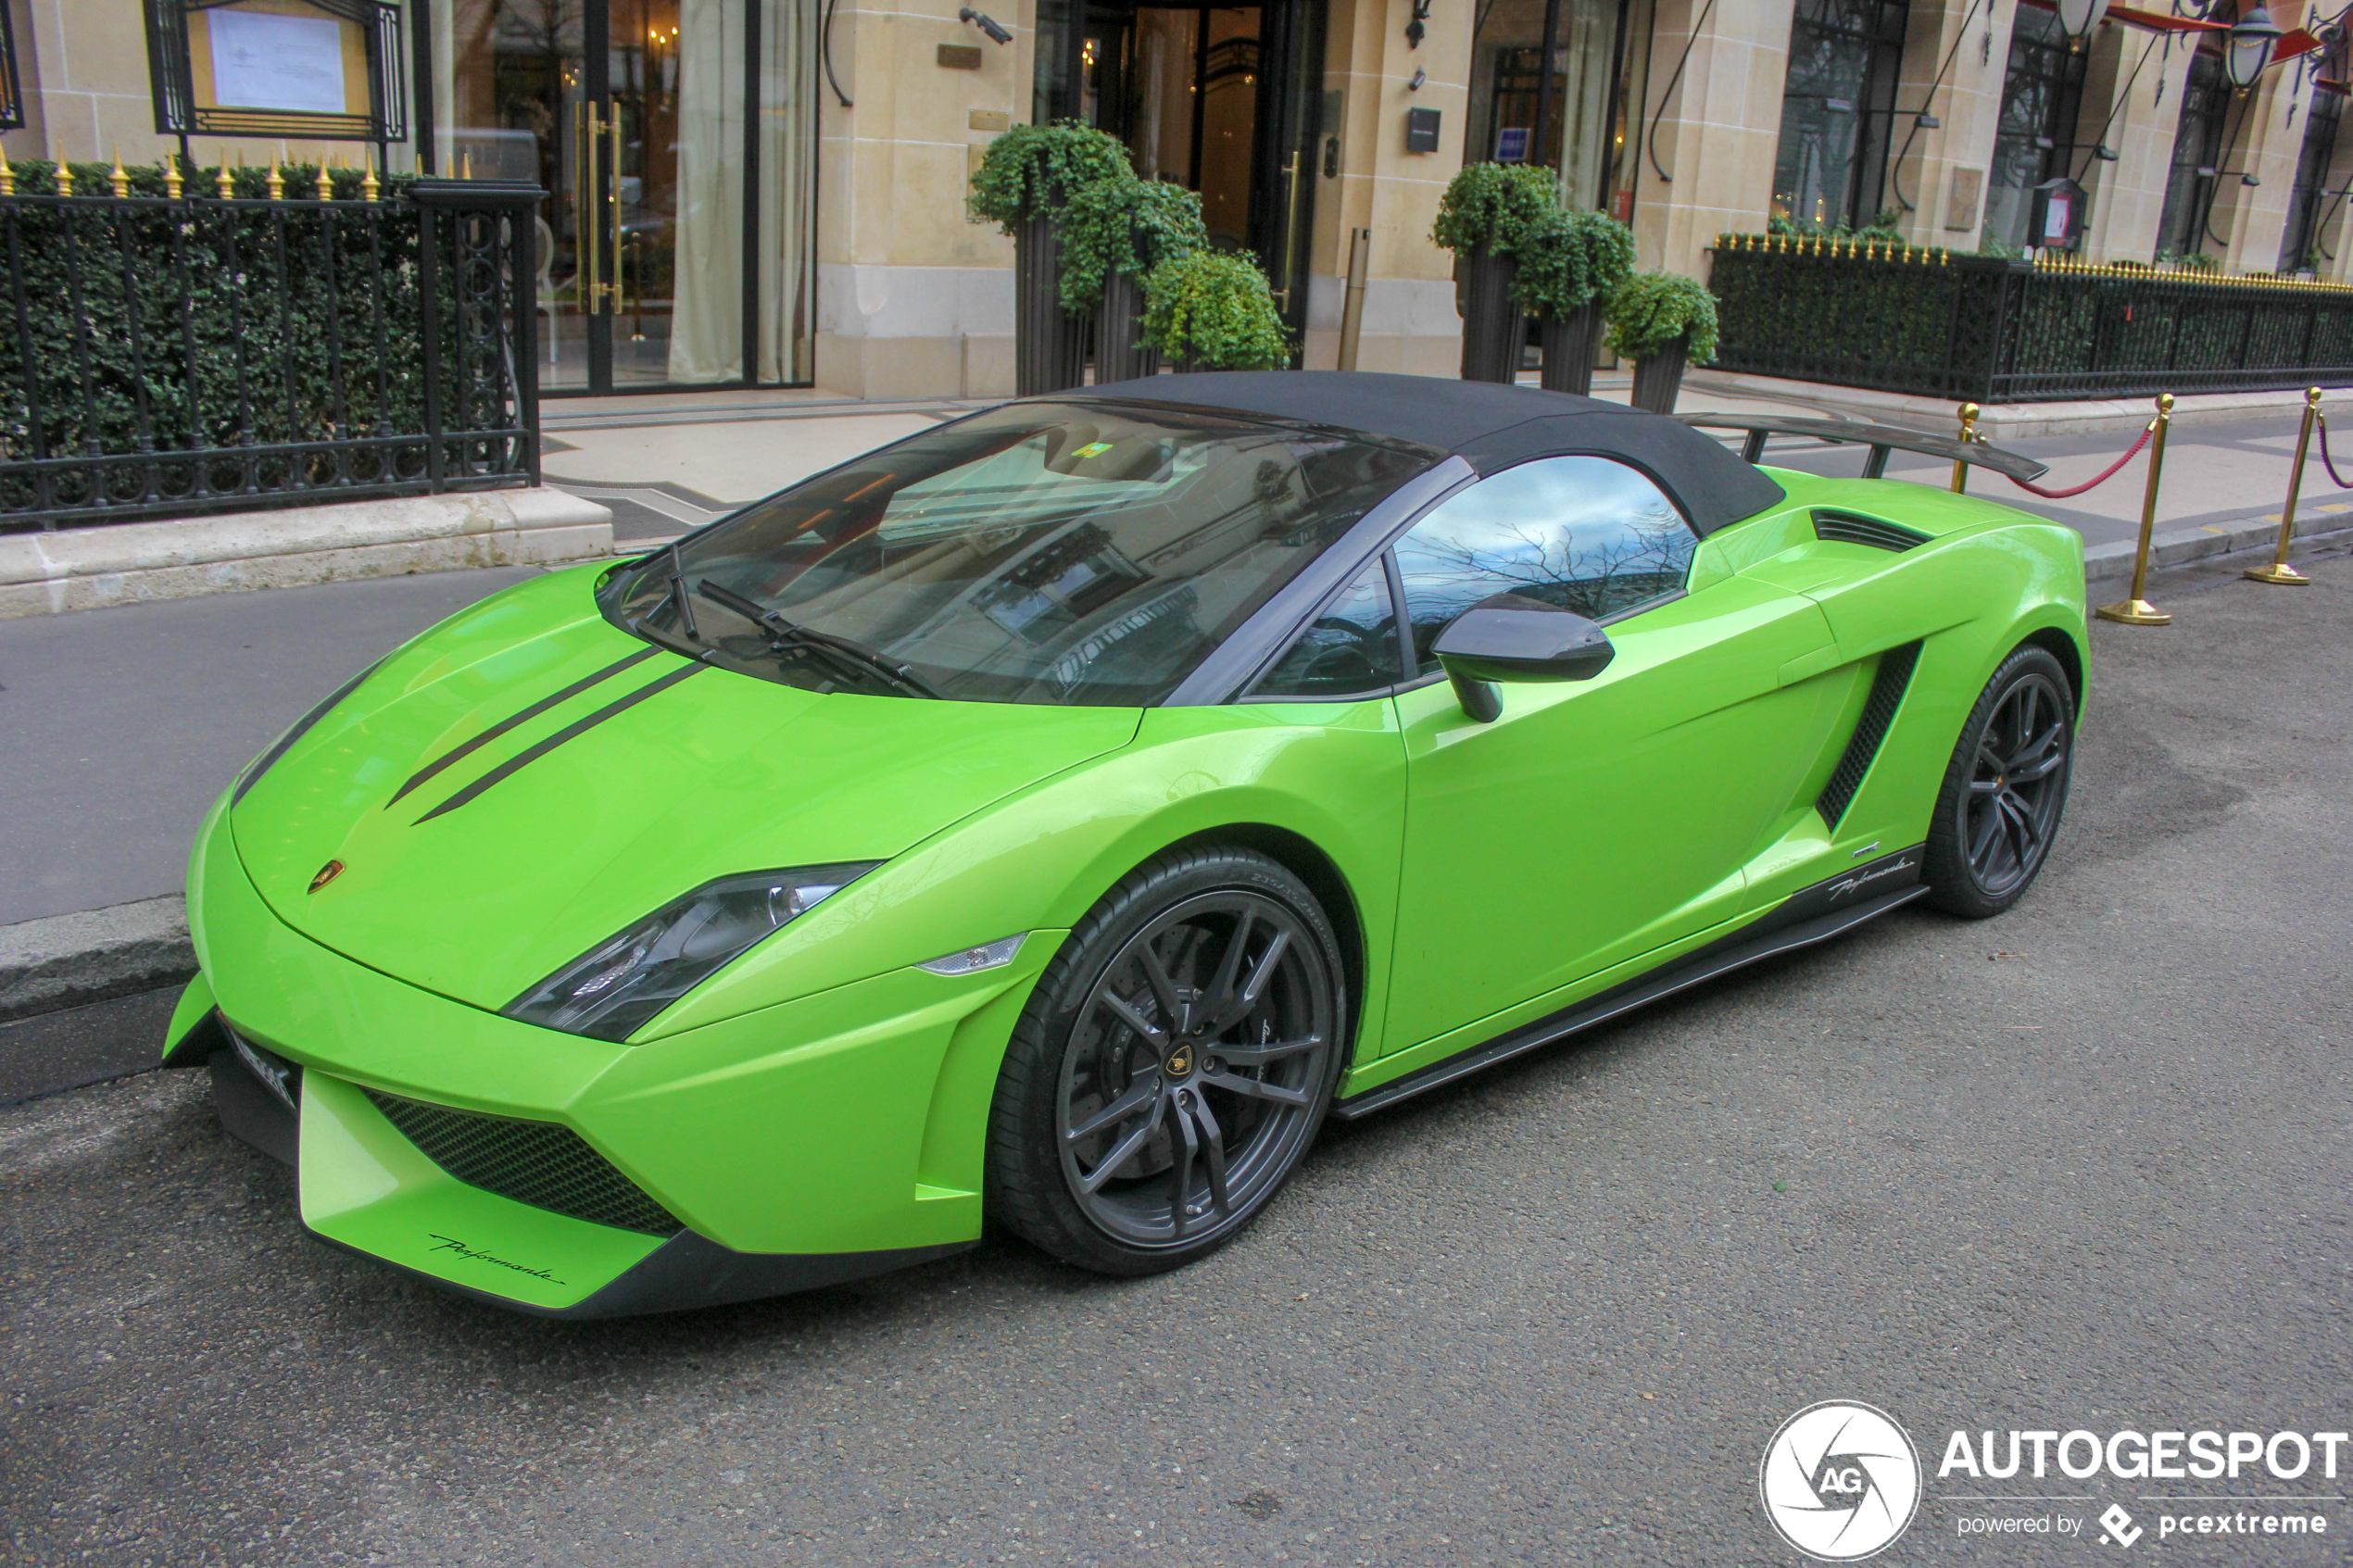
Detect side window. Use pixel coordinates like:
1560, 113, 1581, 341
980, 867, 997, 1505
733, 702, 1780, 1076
1250, 558, 1403, 698
1392, 456, 1697, 676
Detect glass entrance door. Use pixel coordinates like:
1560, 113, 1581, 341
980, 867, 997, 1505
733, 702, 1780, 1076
1040, 0, 1325, 346
437, 0, 814, 393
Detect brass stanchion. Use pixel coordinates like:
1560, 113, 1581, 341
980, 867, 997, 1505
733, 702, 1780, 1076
2246, 385, 2320, 585
2095, 392, 2175, 626
1952, 402, 1980, 494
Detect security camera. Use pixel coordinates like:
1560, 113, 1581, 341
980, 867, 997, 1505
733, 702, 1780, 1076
959, 6, 1013, 44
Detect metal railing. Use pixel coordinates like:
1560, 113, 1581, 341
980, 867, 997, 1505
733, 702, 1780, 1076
1707, 232, 2353, 403
0, 160, 539, 532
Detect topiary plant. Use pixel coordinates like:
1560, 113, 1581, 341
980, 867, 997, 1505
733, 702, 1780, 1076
1604, 269, 1719, 364
1141, 250, 1291, 370
1054, 175, 1211, 316
966, 120, 1134, 231
1511, 208, 1637, 319
1430, 162, 1560, 257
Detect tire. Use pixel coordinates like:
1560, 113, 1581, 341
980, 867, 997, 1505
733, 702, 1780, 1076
1923, 645, 2076, 918
986, 847, 1347, 1276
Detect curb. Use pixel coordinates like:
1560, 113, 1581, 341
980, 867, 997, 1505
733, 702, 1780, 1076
0, 487, 613, 619
2083, 516, 2353, 583
0, 897, 194, 1025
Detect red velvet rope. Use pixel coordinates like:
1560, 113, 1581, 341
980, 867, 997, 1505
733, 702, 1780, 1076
2002, 422, 2155, 499
2315, 413, 2353, 490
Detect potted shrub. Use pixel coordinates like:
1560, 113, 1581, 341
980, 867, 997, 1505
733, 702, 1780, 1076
1058, 175, 1209, 383
1141, 250, 1291, 370
968, 121, 1132, 395
1431, 163, 1557, 383
1604, 270, 1719, 415
1512, 208, 1636, 396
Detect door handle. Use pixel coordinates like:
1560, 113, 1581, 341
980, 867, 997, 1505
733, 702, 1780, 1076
608, 106, 625, 319
578, 100, 607, 311
1272, 150, 1302, 309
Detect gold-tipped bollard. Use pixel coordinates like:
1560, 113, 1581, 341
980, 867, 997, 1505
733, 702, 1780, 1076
2095, 392, 2176, 625
1952, 402, 1980, 494
2246, 386, 2320, 585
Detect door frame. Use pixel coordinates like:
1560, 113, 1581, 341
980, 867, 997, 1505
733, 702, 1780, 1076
411, 0, 813, 395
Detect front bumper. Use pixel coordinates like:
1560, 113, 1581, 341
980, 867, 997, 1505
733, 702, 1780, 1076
179, 797, 1057, 1315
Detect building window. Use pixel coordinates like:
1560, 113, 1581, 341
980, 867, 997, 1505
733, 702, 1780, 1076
2155, 50, 2229, 259
1772, 0, 1910, 232
0, 0, 22, 132
2279, 84, 2345, 272
1983, 7, 2087, 252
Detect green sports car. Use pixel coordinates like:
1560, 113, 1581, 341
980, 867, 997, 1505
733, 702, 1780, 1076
163, 372, 2085, 1316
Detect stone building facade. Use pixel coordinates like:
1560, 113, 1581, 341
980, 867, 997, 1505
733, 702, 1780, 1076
5, 0, 2345, 399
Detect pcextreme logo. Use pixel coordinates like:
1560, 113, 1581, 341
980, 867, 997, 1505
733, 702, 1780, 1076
1759, 1401, 1923, 1561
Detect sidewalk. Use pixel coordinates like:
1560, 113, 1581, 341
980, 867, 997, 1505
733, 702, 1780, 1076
4, 378, 2345, 1022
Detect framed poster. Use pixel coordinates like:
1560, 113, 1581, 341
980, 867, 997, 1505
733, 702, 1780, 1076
144, 0, 408, 144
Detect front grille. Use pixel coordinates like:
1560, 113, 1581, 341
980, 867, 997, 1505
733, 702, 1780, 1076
1814, 510, 1931, 552
1817, 641, 1923, 829
363, 1090, 680, 1236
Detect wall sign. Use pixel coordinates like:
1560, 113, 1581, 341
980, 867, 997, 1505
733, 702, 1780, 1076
144, 0, 407, 144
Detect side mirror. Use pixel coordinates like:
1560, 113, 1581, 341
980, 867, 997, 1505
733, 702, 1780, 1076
1432, 594, 1616, 722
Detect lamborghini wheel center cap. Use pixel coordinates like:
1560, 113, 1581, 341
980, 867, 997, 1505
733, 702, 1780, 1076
1163, 1043, 1196, 1079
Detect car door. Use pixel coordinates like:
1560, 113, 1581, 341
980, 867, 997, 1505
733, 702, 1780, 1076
1379, 455, 1840, 1057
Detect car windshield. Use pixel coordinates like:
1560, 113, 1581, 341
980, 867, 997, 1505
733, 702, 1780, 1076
601, 402, 1439, 706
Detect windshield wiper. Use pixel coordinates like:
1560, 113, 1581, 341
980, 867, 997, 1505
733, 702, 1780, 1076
625, 615, 714, 663
661, 541, 702, 642
694, 579, 942, 699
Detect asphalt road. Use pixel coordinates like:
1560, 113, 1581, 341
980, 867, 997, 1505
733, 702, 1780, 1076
3, 549, 2348, 1567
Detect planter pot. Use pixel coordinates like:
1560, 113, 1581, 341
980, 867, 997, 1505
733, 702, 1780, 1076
1456, 246, 1526, 384
1014, 212, 1087, 396
1629, 333, 1692, 415
1093, 263, 1159, 384
1536, 301, 1604, 396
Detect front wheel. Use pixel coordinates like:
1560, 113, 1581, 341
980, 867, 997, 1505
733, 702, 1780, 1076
986, 847, 1346, 1276
1923, 645, 2076, 918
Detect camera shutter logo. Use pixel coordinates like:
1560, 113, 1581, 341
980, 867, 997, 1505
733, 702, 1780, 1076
1758, 1400, 1922, 1561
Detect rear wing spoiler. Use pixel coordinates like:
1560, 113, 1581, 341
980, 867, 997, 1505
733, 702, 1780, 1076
1675, 413, 2050, 484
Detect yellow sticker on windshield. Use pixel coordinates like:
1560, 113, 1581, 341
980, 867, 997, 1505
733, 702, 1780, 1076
1071, 442, 1114, 459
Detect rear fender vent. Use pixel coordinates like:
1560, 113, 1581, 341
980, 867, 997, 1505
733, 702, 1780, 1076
1817, 641, 1924, 829
1814, 509, 1931, 552
363, 1089, 681, 1236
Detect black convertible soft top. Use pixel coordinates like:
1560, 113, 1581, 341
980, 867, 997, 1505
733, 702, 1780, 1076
1079, 370, 1786, 536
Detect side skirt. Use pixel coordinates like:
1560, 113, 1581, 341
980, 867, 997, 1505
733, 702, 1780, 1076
1333, 845, 1929, 1121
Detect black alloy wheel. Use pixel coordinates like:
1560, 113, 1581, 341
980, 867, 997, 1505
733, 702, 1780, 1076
1925, 645, 2075, 918
987, 848, 1345, 1275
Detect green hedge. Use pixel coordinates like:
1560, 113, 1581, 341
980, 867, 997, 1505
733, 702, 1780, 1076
0, 161, 472, 521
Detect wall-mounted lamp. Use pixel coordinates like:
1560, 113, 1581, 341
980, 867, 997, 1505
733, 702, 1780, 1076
2095, 144, 2120, 161
2225, 4, 2282, 91
1408, 68, 1427, 90
1406, 0, 1430, 49
2242, 173, 2262, 187
958, 6, 1013, 44
2054, 0, 2111, 49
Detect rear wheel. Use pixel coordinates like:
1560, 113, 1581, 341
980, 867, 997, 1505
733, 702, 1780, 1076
1923, 646, 2075, 918
986, 847, 1345, 1276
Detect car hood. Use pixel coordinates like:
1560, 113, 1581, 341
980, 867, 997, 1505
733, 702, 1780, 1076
231, 569, 1139, 1012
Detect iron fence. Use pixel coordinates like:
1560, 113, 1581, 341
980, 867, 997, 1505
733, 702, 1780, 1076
0, 165, 539, 532
1707, 233, 2353, 403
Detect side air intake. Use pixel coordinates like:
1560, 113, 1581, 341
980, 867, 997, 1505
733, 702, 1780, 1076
1816, 641, 1923, 828
363, 1089, 681, 1236
1814, 510, 1931, 552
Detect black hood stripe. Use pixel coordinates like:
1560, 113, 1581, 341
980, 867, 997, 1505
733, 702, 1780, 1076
413, 663, 707, 825
389, 647, 661, 808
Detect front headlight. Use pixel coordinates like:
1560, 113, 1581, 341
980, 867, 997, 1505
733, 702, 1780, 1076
504, 863, 879, 1042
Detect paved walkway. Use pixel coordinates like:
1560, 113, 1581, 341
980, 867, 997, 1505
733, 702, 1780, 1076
3, 378, 2344, 929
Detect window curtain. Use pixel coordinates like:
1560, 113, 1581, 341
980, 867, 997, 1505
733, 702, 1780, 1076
672, 0, 812, 383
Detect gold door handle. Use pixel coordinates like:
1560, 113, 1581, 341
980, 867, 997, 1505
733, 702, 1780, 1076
608, 107, 624, 318
1273, 150, 1302, 308
579, 100, 605, 310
